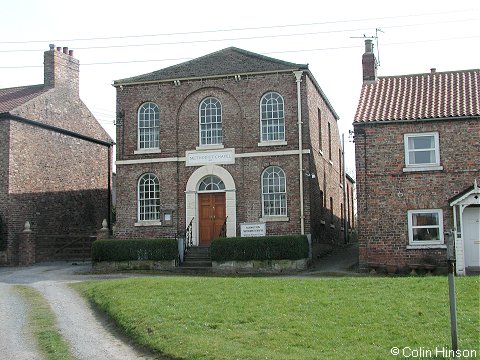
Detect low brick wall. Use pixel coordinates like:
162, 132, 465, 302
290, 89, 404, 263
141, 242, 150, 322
212, 258, 309, 273
92, 259, 177, 272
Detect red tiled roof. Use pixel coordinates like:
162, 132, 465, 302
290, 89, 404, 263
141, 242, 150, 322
354, 69, 480, 123
0, 84, 49, 113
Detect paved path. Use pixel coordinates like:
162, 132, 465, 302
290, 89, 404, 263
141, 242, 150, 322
0, 263, 153, 360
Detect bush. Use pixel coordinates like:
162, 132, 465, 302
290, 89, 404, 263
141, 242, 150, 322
210, 235, 309, 261
92, 238, 178, 262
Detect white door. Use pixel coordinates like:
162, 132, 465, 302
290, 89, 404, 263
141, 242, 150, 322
463, 206, 480, 269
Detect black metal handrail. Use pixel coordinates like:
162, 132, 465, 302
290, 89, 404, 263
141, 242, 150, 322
219, 216, 228, 238
184, 217, 194, 259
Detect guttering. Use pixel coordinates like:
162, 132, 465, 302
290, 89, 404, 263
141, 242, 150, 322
353, 115, 480, 126
294, 70, 305, 235
0, 112, 114, 147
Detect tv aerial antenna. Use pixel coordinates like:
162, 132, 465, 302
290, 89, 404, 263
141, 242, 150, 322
351, 28, 384, 66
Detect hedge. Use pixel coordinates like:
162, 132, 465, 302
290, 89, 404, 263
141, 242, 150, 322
210, 235, 309, 261
92, 238, 178, 262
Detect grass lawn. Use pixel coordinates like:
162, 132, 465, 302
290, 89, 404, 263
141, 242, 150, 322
74, 276, 479, 360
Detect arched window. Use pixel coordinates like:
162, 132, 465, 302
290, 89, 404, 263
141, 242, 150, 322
260, 92, 285, 142
262, 166, 287, 216
138, 173, 160, 221
198, 175, 225, 191
199, 97, 222, 145
138, 102, 160, 149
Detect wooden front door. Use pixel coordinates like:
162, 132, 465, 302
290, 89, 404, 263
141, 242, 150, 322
199, 193, 226, 245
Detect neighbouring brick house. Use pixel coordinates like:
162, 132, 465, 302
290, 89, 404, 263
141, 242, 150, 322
113, 47, 354, 254
0, 45, 113, 265
354, 40, 480, 275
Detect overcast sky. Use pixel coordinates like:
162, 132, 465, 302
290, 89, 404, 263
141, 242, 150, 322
1, 0, 478, 175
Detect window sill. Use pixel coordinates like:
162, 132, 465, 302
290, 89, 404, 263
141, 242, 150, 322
260, 216, 289, 222
328, 160, 333, 166
330, 224, 335, 229
134, 221, 162, 227
258, 140, 287, 147
134, 148, 161, 155
406, 244, 446, 249
196, 144, 224, 151
403, 165, 443, 172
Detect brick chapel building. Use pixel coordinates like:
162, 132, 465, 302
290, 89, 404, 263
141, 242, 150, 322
0, 45, 113, 265
113, 47, 354, 251
354, 40, 480, 274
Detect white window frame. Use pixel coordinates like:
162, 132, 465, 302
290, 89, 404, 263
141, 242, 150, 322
259, 92, 286, 145
407, 209, 444, 246
137, 102, 160, 152
199, 97, 222, 146
403, 132, 442, 172
136, 173, 161, 226
261, 166, 288, 219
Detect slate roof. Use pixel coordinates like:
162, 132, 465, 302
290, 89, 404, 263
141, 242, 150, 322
0, 84, 49, 113
354, 69, 480, 123
114, 47, 308, 85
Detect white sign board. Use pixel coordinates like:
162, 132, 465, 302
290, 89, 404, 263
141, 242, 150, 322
241, 223, 266, 237
186, 148, 235, 166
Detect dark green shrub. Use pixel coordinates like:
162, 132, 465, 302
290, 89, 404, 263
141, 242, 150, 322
210, 235, 309, 261
92, 238, 177, 262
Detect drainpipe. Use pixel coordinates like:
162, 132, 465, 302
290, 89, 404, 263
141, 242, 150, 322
294, 71, 305, 235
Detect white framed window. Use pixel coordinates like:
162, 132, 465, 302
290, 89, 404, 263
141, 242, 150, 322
137, 173, 160, 222
407, 209, 444, 245
260, 92, 285, 143
198, 175, 225, 192
404, 132, 441, 170
262, 166, 287, 217
138, 102, 160, 150
199, 97, 222, 146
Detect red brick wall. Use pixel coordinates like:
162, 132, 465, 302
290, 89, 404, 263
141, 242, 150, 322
4, 120, 110, 264
115, 70, 345, 243
304, 76, 347, 244
0, 47, 112, 265
354, 119, 480, 270
0, 120, 9, 251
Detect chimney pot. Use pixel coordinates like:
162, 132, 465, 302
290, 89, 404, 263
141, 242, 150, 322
63, 47, 68, 54
49, 44, 55, 50
69, 50, 74, 57
56, 47, 62, 52
430, 68, 436, 74
365, 39, 373, 53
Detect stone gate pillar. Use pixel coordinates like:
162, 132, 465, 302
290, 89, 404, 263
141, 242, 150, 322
18, 221, 35, 266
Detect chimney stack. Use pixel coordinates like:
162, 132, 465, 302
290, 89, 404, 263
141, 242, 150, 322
362, 39, 378, 83
44, 44, 79, 94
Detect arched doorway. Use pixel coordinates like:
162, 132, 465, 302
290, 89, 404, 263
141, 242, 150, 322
185, 165, 236, 246
198, 176, 226, 245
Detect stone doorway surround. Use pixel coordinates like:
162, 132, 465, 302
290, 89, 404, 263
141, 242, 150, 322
185, 165, 236, 246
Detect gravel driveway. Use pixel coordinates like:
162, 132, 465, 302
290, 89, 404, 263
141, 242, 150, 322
0, 262, 153, 360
